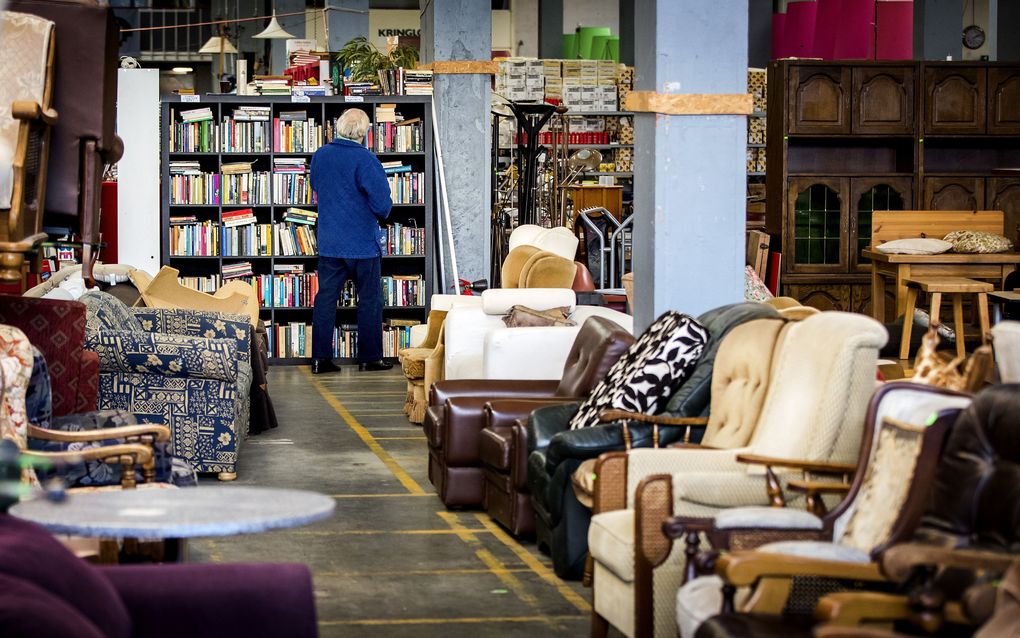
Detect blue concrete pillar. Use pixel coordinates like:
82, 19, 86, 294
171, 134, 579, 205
631, 0, 747, 331
420, 0, 491, 285
326, 0, 369, 51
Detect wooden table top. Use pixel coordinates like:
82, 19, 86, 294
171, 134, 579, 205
862, 250, 1020, 264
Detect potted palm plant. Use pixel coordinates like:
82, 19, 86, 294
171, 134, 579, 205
335, 36, 420, 84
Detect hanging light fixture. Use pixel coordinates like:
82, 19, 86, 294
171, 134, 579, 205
253, 11, 295, 40
197, 36, 239, 54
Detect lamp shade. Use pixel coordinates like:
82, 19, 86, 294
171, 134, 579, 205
253, 14, 295, 40
198, 36, 238, 54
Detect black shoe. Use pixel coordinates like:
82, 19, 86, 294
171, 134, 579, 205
358, 360, 394, 371
311, 359, 341, 374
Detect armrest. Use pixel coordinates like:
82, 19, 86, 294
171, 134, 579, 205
482, 325, 582, 380
86, 331, 239, 382
12, 100, 58, 125
592, 451, 629, 514
815, 592, 969, 629
600, 410, 710, 428
716, 550, 884, 587
814, 628, 903, 638
430, 379, 560, 407
881, 543, 1018, 583
527, 401, 582, 452
787, 480, 852, 497
736, 453, 857, 476
28, 423, 170, 444
485, 398, 580, 431
130, 308, 251, 357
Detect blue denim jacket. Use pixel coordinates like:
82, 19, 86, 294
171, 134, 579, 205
310, 138, 393, 258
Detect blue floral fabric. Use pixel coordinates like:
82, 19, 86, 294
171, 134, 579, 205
80, 293, 252, 476
81, 291, 143, 332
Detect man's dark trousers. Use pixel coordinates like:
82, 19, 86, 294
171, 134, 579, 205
312, 256, 383, 362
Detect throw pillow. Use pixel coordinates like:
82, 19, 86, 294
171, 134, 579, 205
875, 238, 953, 255
80, 291, 143, 333
568, 311, 708, 430
943, 230, 1014, 254
744, 265, 773, 302
502, 305, 576, 328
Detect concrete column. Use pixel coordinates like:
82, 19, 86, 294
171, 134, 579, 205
915, 0, 963, 60
269, 0, 305, 74
631, 0, 747, 330
513, 0, 540, 57
326, 0, 369, 51
420, 0, 491, 284
539, 0, 564, 58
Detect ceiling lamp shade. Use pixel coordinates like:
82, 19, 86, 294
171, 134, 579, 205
253, 14, 295, 40
198, 36, 238, 54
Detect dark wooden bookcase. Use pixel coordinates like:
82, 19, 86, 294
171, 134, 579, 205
766, 60, 1020, 318
160, 95, 435, 363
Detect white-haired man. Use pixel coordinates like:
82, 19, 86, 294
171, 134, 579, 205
309, 108, 393, 373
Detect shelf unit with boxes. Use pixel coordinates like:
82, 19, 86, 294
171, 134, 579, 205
765, 60, 1020, 319
746, 68, 768, 229
161, 95, 434, 364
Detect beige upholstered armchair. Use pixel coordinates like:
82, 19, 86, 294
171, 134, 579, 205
587, 311, 888, 638
0, 9, 56, 281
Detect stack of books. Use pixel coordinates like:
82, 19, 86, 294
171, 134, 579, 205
222, 208, 256, 226
274, 221, 317, 256
232, 106, 270, 121
272, 158, 314, 205
252, 75, 292, 95
178, 274, 222, 293
403, 69, 434, 95
381, 162, 424, 204
221, 161, 253, 175
273, 111, 322, 153
169, 161, 219, 205
282, 207, 317, 225
376, 104, 397, 123
180, 107, 213, 123
343, 81, 382, 97
222, 261, 254, 280
381, 275, 424, 306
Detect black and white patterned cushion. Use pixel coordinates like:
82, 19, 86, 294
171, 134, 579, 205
568, 311, 709, 430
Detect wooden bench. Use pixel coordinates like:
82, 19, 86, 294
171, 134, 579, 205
900, 276, 993, 361
862, 210, 1020, 322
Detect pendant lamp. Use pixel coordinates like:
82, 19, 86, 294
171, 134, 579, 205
253, 12, 295, 40
198, 35, 238, 54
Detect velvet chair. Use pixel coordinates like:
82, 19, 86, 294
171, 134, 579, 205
0, 514, 317, 638
688, 383, 1020, 638
6, 0, 123, 287
526, 302, 781, 580
587, 311, 888, 637
0, 296, 98, 415
424, 316, 634, 508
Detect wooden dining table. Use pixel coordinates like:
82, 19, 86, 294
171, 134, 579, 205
863, 249, 1020, 322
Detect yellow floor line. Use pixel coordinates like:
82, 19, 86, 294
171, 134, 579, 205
472, 513, 592, 613
320, 615, 585, 626
330, 493, 433, 498
373, 436, 427, 440
436, 511, 480, 544
315, 567, 533, 578
283, 528, 491, 536
303, 367, 426, 495
475, 548, 540, 607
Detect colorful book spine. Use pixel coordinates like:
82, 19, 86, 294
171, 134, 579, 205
169, 221, 219, 256
222, 172, 270, 205
170, 174, 220, 205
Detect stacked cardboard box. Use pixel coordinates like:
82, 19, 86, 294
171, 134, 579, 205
746, 68, 767, 174
496, 58, 545, 102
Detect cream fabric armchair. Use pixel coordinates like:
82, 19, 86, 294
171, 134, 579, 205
587, 311, 888, 638
443, 288, 633, 381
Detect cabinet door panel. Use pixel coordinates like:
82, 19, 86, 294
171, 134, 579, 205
851, 284, 875, 319
924, 67, 986, 135
783, 284, 853, 312
787, 177, 849, 274
788, 66, 850, 135
988, 68, 1020, 134
852, 66, 915, 135
988, 178, 1020, 247
850, 177, 913, 273
923, 177, 985, 210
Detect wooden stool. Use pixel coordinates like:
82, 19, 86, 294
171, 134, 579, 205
900, 276, 993, 361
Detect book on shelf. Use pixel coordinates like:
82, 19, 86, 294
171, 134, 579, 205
273, 157, 307, 172
274, 221, 318, 256
170, 220, 219, 256
382, 222, 425, 255
221, 161, 254, 175
272, 168, 315, 206
253, 75, 292, 95
222, 208, 257, 226
169, 215, 198, 225
221, 117, 270, 153
374, 119, 423, 153
274, 263, 305, 274
376, 103, 397, 123
222, 223, 272, 257
282, 207, 318, 224
222, 172, 270, 205
180, 107, 213, 122
381, 275, 424, 306
222, 261, 254, 279
403, 69, 434, 96
256, 272, 319, 308
381, 161, 412, 174
385, 170, 425, 204
232, 106, 271, 121
273, 114, 322, 153
170, 172, 220, 205
169, 161, 203, 175
343, 81, 382, 97
170, 120, 215, 153
178, 274, 222, 293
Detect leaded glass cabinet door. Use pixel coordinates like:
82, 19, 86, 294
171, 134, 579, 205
850, 177, 913, 273
788, 177, 848, 273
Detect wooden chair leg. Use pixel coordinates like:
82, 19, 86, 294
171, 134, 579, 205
952, 294, 966, 359
929, 292, 942, 328
976, 292, 991, 345
900, 286, 920, 361
591, 610, 609, 638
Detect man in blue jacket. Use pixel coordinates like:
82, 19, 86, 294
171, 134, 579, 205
309, 108, 393, 373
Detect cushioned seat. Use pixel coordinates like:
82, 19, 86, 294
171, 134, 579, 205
589, 509, 635, 582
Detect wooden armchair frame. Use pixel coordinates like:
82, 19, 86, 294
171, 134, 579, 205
25, 422, 170, 489
1, 21, 57, 282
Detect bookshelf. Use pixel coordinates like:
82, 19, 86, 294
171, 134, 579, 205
160, 95, 434, 364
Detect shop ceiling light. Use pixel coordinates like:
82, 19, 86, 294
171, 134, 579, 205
171, 66, 194, 74
253, 13, 295, 40
197, 36, 238, 55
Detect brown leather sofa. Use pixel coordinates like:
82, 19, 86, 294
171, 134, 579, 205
424, 316, 634, 508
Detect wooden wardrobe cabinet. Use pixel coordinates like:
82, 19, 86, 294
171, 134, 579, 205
923, 177, 985, 210
988, 178, 1020, 246
852, 66, 914, 135
788, 65, 850, 135
988, 68, 1020, 135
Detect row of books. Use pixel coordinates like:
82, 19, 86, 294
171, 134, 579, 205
222, 223, 272, 257
381, 275, 425, 307
382, 222, 426, 255
373, 120, 423, 153
386, 171, 425, 205
223, 172, 270, 205
269, 322, 417, 359
274, 117, 323, 153
254, 273, 319, 308
178, 275, 222, 293
169, 220, 219, 256
272, 173, 315, 205
169, 173, 220, 205
370, 68, 434, 96
275, 222, 317, 256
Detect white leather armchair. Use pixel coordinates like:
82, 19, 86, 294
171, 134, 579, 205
443, 288, 632, 381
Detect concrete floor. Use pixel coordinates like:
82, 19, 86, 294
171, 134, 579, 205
189, 366, 591, 637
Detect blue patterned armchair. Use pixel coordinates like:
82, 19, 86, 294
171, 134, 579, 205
80, 292, 252, 480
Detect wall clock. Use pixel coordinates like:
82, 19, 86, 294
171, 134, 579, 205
963, 24, 986, 50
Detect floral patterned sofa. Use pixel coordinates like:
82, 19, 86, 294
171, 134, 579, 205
80, 292, 252, 480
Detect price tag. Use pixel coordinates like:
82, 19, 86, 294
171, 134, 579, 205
181, 94, 200, 103
346, 96, 364, 103
291, 92, 311, 103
